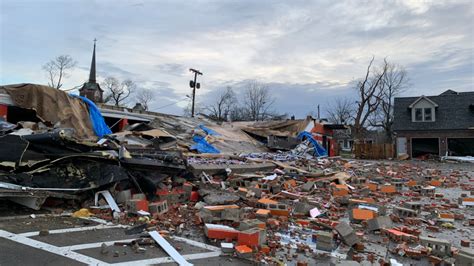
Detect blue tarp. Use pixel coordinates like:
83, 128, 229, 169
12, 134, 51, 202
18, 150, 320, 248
297, 131, 328, 157
70, 94, 112, 138
191, 135, 220, 154
190, 124, 221, 153
199, 124, 220, 136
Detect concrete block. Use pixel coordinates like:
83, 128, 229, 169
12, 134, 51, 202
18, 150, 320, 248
335, 222, 358, 246
367, 216, 393, 231
149, 200, 168, 215
235, 245, 253, 258
456, 248, 474, 265
132, 193, 147, 200
221, 208, 240, 222
239, 219, 266, 231
302, 181, 315, 192
237, 228, 266, 247
126, 199, 149, 213
204, 224, 239, 240
115, 190, 131, 204
221, 242, 234, 253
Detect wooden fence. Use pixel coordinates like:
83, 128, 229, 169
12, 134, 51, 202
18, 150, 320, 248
354, 143, 395, 159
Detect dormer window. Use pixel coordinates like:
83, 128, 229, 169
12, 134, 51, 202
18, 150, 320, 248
409, 96, 438, 123
424, 108, 432, 121
415, 108, 423, 121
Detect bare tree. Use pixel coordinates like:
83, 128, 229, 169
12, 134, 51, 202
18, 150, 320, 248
102, 77, 136, 107
205, 87, 236, 121
243, 81, 275, 121
229, 106, 249, 122
42, 55, 77, 89
326, 97, 354, 124
183, 100, 203, 117
135, 88, 155, 111
353, 57, 388, 141
369, 62, 408, 142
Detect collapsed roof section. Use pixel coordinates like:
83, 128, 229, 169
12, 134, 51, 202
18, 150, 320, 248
0, 84, 98, 139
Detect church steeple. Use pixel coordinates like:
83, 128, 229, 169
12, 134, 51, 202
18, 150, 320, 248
89, 38, 97, 83
79, 38, 103, 103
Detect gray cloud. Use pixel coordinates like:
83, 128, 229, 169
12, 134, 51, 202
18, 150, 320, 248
155, 63, 187, 76
0, 0, 472, 117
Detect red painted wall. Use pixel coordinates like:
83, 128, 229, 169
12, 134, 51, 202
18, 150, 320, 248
0, 104, 7, 120
310, 122, 337, 156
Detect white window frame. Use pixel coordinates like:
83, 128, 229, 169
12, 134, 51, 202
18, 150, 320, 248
413, 107, 435, 122
410, 96, 437, 123
424, 108, 433, 121
414, 108, 423, 122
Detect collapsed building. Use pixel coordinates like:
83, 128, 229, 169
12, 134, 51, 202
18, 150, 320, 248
0, 47, 471, 265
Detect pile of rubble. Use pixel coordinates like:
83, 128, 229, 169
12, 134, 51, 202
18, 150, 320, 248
1, 84, 473, 265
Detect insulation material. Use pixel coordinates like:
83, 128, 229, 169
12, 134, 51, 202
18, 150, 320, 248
2, 84, 96, 139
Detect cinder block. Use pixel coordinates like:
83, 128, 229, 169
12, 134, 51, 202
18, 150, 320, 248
235, 245, 253, 258
115, 190, 131, 204
222, 208, 240, 221
132, 193, 147, 200
204, 224, 239, 240
149, 200, 168, 215
126, 199, 149, 212
239, 219, 266, 231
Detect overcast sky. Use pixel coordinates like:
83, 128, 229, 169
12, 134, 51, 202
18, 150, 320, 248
1, 0, 473, 117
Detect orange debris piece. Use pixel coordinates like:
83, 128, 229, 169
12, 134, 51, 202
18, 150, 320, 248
235, 245, 253, 254
380, 185, 396, 193
352, 208, 376, 220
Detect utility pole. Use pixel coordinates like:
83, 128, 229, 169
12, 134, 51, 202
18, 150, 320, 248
189, 68, 203, 117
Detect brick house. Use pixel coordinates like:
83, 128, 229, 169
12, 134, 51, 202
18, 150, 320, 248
393, 90, 474, 158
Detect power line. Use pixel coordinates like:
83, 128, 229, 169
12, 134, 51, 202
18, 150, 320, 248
154, 98, 189, 110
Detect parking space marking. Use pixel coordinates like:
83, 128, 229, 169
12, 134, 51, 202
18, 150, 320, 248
19, 224, 126, 237
112, 251, 222, 266
67, 239, 138, 250
1, 226, 223, 265
173, 236, 221, 251
0, 229, 108, 265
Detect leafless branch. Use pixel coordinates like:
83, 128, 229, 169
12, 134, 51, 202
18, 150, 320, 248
243, 81, 275, 121
42, 55, 77, 89
102, 77, 136, 107
135, 88, 155, 110
326, 97, 354, 124
353, 57, 388, 141
205, 86, 236, 121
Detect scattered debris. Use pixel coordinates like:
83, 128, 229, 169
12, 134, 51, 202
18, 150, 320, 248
0, 84, 473, 265
149, 230, 192, 266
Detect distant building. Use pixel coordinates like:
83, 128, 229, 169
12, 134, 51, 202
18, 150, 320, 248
393, 90, 474, 158
79, 40, 104, 103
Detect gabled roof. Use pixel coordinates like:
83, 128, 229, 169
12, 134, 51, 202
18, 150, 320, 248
408, 95, 438, 108
393, 90, 474, 131
440, 89, 458, 96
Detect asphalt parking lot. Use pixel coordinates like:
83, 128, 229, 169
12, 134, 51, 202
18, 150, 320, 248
0, 211, 250, 266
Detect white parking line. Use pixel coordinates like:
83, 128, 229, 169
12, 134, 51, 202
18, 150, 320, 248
112, 251, 222, 266
19, 224, 126, 237
173, 236, 221, 252
67, 238, 137, 250
0, 229, 109, 265
1, 225, 222, 266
